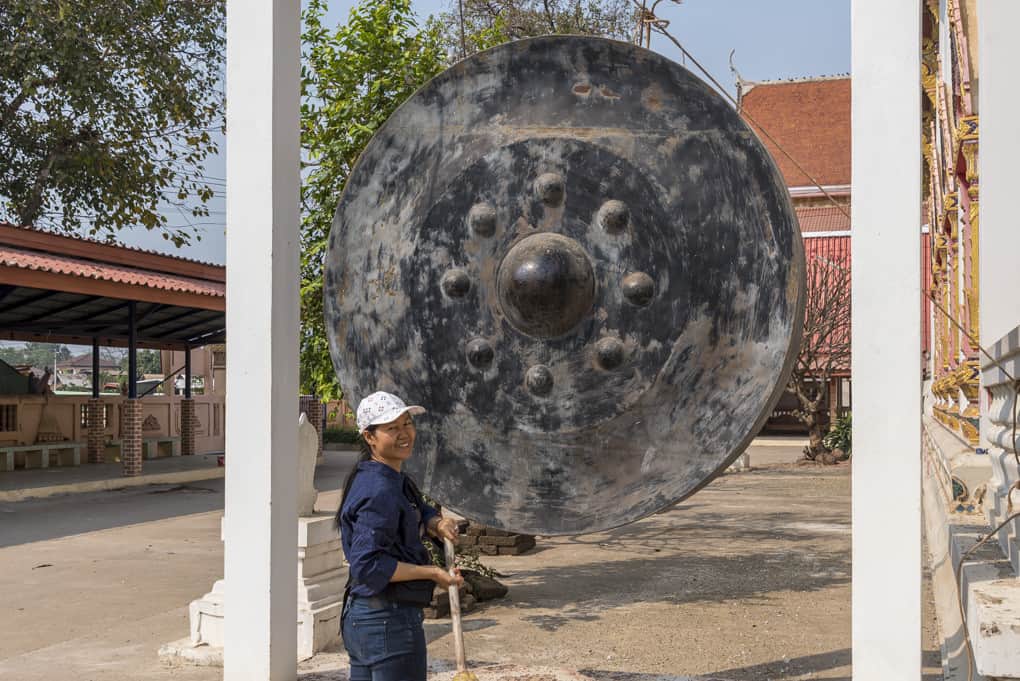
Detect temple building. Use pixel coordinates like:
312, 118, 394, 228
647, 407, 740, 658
738, 74, 853, 432
923, 0, 981, 445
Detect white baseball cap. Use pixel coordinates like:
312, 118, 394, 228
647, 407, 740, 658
356, 391, 426, 432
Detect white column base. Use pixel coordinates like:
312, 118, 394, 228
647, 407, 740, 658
190, 579, 226, 647
297, 514, 346, 660
171, 514, 346, 664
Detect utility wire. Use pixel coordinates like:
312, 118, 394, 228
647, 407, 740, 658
631, 2, 849, 221
636, 4, 1011, 468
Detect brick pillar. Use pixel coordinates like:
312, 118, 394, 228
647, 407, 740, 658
181, 398, 196, 456
121, 399, 142, 477
86, 399, 105, 464
299, 395, 323, 458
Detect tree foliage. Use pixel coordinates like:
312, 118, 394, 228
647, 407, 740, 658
0, 342, 71, 369
789, 251, 851, 461
299, 0, 446, 399
0, 0, 224, 245
440, 0, 635, 56
120, 348, 162, 377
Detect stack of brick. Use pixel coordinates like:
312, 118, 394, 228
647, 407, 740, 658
460, 523, 536, 556
424, 583, 475, 620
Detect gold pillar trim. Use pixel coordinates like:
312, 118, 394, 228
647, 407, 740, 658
966, 192, 979, 337
943, 192, 959, 213
922, 36, 938, 106
959, 115, 978, 141
960, 420, 979, 445
960, 142, 979, 194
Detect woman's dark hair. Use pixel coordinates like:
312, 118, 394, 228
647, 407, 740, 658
334, 426, 375, 530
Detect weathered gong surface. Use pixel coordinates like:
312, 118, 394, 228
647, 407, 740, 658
325, 36, 804, 535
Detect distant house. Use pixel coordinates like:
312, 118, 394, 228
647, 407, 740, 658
64, 352, 120, 376
57, 352, 122, 390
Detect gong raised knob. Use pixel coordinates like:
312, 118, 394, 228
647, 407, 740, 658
496, 232, 595, 338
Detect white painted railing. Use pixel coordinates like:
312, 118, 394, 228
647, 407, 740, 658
980, 325, 1020, 576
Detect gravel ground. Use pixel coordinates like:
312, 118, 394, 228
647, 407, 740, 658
0, 454, 943, 680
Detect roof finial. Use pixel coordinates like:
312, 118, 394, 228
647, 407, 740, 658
729, 50, 753, 111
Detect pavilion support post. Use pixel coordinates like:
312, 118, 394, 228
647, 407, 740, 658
223, 0, 300, 678
181, 348, 196, 456
87, 337, 104, 464
122, 301, 142, 477
851, 1, 922, 678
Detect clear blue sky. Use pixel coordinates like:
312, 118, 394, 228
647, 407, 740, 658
116, 0, 849, 264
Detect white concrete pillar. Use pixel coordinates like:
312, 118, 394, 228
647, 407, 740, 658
223, 0, 300, 679
851, 2, 921, 679
978, 2, 1020, 346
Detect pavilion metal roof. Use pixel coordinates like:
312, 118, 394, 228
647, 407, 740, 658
0, 224, 224, 350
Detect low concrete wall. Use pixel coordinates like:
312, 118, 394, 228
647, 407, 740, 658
922, 322, 1020, 681
0, 393, 225, 462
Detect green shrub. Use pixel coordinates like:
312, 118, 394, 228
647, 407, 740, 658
823, 413, 852, 454
323, 427, 361, 445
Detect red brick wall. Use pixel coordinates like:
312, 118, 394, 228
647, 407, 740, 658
86, 399, 105, 464
181, 399, 196, 456
121, 399, 142, 476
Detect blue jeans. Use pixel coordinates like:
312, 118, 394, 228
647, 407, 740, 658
342, 596, 427, 681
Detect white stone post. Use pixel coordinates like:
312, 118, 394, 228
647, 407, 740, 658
224, 0, 301, 679
978, 1, 1020, 346
851, 1, 921, 678
979, 1, 1020, 450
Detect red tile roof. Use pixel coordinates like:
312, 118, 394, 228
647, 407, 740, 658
741, 77, 851, 188
0, 222, 220, 267
0, 223, 223, 302
0, 245, 223, 298
67, 352, 120, 369
795, 204, 851, 233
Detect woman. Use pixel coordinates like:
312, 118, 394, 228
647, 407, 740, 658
337, 391, 463, 681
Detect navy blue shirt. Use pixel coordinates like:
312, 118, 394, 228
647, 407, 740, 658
340, 460, 439, 599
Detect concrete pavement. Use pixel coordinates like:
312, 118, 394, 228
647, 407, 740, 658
0, 443, 941, 680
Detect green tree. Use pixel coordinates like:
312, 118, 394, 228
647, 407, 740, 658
0, 342, 72, 368
121, 348, 162, 377
440, 0, 635, 56
299, 0, 446, 399
0, 0, 224, 245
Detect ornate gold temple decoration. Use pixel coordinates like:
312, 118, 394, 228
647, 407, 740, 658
958, 360, 981, 445
966, 188, 979, 335
959, 115, 979, 141
944, 192, 959, 241
943, 192, 959, 214
922, 36, 939, 107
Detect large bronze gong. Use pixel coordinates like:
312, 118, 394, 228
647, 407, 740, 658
325, 36, 804, 535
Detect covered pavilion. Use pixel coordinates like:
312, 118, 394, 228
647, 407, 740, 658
0, 222, 225, 475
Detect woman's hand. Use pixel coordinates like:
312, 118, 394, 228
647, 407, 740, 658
432, 565, 464, 589
428, 516, 460, 544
